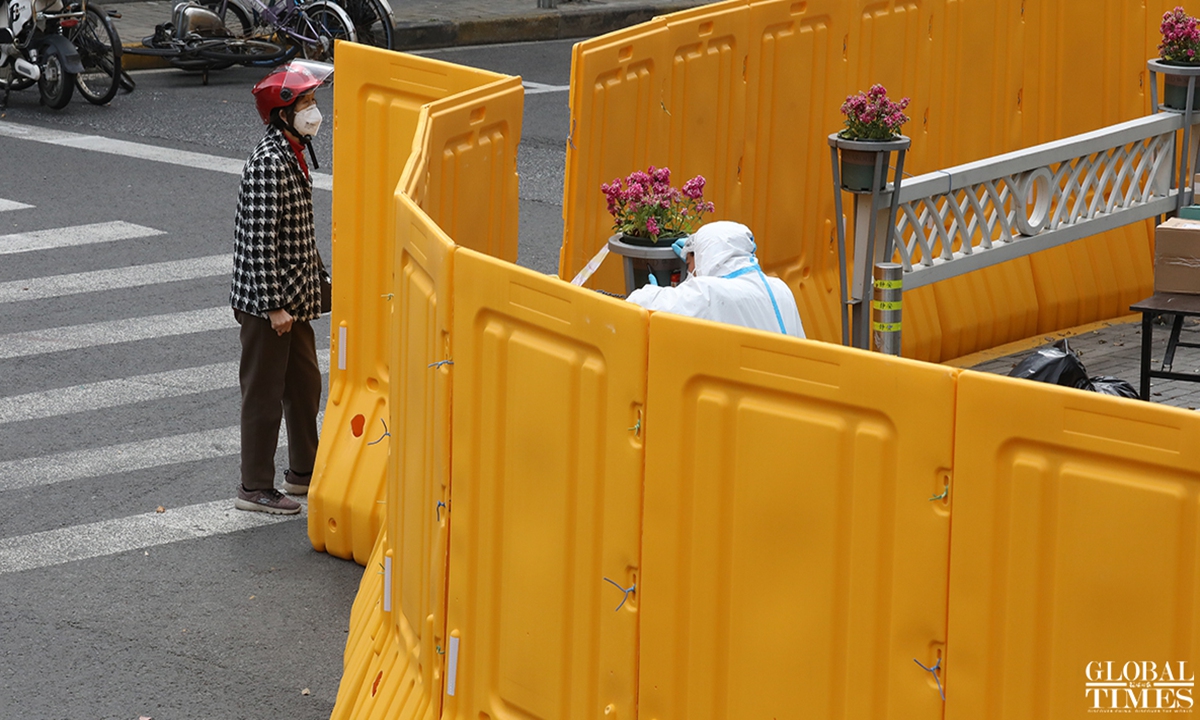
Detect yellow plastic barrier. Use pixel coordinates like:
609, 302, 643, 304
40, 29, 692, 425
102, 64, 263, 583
401, 78, 524, 263
560, 0, 1181, 361
946, 371, 1200, 719
639, 313, 956, 719
330, 529, 436, 720
311, 45, 513, 564
331, 195, 457, 720
442, 248, 648, 720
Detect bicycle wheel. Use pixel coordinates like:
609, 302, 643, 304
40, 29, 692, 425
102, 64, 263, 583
199, 0, 253, 38
196, 37, 288, 64
337, 0, 391, 50
289, 1, 354, 62
68, 5, 122, 105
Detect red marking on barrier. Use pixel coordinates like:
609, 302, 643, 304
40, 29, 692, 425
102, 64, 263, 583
351, 414, 365, 437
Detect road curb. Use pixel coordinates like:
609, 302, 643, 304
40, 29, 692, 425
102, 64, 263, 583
116, 1, 708, 70
395, 2, 707, 49
121, 46, 172, 71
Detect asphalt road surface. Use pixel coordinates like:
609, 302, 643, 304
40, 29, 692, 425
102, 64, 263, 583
0, 38, 573, 719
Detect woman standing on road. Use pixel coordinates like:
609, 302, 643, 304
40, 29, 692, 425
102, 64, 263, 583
230, 60, 332, 515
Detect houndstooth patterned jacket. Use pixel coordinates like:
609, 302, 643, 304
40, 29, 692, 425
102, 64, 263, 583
230, 126, 321, 322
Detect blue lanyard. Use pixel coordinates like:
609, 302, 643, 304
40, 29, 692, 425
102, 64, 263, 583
722, 263, 788, 335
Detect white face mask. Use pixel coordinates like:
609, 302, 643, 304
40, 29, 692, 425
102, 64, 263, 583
292, 104, 322, 139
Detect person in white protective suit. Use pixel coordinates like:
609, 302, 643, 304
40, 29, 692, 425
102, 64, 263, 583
626, 221, 805, 338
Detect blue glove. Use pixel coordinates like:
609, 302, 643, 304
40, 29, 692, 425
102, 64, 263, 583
647, 272, 659, 287
671, 237, 687, 259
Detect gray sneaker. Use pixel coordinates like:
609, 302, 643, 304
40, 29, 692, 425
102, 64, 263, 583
282, 469, 311, 496
235, 485, 301, 515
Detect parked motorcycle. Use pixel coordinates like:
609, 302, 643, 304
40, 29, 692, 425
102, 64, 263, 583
0, 0, 86, 109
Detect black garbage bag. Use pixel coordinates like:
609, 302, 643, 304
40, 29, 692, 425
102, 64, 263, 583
1088, 375, 1140, 398
1008, 338, 1092, 389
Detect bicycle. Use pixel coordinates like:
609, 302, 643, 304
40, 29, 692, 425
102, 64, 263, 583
202, 0, 355, 63
61, 0, 122, 104
336, 0, 391, 50
127, 2, 288, 84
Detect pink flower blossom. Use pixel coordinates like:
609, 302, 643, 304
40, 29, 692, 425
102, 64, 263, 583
839, 84, 911, 140
683, 175, 706, 199
599, 165, 716, 241
1160, 7, 1200, 62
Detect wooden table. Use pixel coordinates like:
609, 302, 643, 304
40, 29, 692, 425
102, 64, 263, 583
1130, 292, 1200, 400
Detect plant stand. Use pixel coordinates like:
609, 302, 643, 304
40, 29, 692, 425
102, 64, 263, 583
606, 235, 688, 294
1149, 59, 1200, 209
828, 133, 910, 351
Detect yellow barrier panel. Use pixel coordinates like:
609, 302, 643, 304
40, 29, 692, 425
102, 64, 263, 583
312, 46, 509, 564
560, 0, 1168, 361
946, 372, 1200, 720
443, 249, 648, 719
330, 196, 458, 720
402, 78, 524, 263
333, 531, 444, 720
639, 313, 957, 720
387, 193, 456, 719
561, 18, 672, 288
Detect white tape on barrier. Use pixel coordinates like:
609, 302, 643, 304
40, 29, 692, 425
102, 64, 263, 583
446, 636, 460, 696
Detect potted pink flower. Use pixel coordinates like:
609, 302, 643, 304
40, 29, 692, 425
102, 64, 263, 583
1158, 6, 1200, 110
834, 84, 911, 192
602, 166, 714, 246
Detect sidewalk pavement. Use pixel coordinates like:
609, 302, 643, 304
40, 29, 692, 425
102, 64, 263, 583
108, 0, 714, 68
953, 313, 1200, 411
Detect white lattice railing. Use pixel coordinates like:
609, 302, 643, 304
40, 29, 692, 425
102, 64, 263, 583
888, 113, 1183, 290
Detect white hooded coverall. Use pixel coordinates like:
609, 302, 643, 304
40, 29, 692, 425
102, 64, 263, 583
626, 221, 805, 338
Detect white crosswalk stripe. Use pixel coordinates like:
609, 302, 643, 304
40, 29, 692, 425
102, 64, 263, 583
0, 255, 231, 303
0, 220, 166, 255
0, 426, 242, 493
0, 498, 304, 574
0, 353, 331, 424
0, 120, 334, 192
0, 198, 34, 212
0, 306, 233, 359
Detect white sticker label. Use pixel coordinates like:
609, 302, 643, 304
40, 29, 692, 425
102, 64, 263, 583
446, 636, 460, 696
337, 326, 347, 371
382, 556, 392, 612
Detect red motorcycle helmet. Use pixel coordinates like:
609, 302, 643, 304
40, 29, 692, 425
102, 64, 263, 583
251, 60, 334, 124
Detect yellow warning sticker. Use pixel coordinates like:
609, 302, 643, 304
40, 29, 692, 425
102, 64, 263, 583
874, 279, 903, 290
871, 300, 903, 311
872, 321, 902, 332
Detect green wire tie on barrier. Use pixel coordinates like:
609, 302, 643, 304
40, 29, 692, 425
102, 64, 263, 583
428, 359, 454, 369
628, 417, 641, 436
436, 500, 447, 521
874, 278, 903, 290
872, 321, 902, 333
929, 486, 949, 502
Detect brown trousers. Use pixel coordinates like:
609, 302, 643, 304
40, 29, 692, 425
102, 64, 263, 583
237, 311, 322, 491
